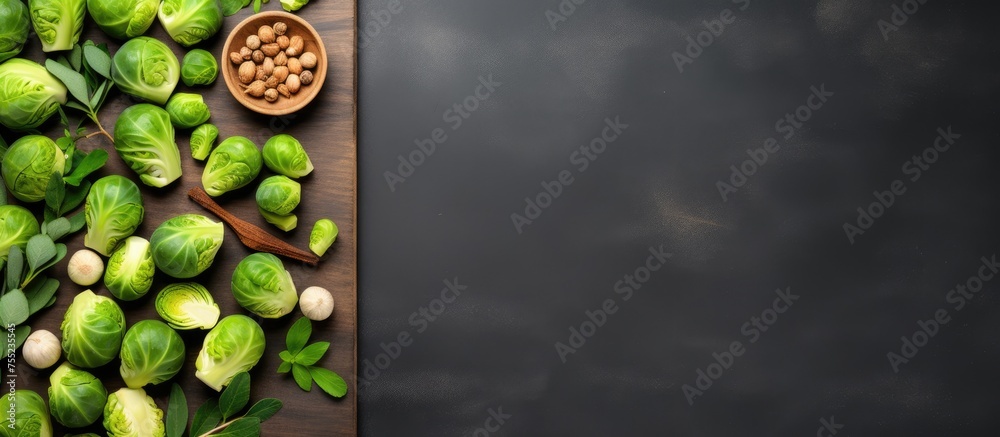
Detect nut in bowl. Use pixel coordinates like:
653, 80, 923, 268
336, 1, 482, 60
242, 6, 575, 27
222, 11, 327, 115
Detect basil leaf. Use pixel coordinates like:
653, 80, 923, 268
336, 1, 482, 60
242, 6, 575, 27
291, 364, 312, 391
277, 361, 291, 374
309, 367, 348, 398
285, 317, 311, 355
293, 342, 329, 366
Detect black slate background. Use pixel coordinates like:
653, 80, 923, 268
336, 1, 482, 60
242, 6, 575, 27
357, 0, 1000, 435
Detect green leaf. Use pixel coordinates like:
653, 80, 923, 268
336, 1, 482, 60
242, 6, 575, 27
286, 317, 312, 355
214, 417, 261, 437
68, 211, 86, 233
61, 180, 91, 216
22, 244, 66, 288
89, 81, 107, 110
219, 372, 251, 420
277, 361, 292, 374
191, 399, 222, 437
293, 342, 329, 366
0, 290, 30, 326
68, 45, 82, 71
244, 398, 282, 423
83, 44, 111, 79
166, 383, 188, 437
291, 364, 312, 391
63, 149, 108, 186
43, 218, 72, 242
44, 171, 66, 222
309, 367, 348, 398
5, 245, 23, 291
25, 235, 57, 273
45, 59, 90, 109
253, 0, 262, 13
13, 325, 30, 350
22, 277, 58, 314
64, 101, 89, 113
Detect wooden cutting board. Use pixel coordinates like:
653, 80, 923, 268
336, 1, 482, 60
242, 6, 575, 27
6, 3, 357, 436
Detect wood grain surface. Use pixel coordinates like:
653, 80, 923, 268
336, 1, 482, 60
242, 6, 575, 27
2, 2, 357, 436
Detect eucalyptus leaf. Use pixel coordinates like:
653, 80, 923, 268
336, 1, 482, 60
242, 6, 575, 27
166, 383, 188, 437
219, 372, 251, 420
0, 290, 29, 326
191, 398, 222, 437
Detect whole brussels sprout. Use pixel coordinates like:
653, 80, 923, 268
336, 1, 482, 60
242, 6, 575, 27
84, 175, 144, 257
1, 135, 66, 202
0, 58, 67, 130
28, 0, 85, 52
158, 0, 223, 47
86, 0, 158, 40
309, 218, 338, 257
113, 103, 183, 187
231, 252, 298, 318
150, 214, 224, 278
181, 48, 218, 86
155, 282, 220, 330
256, 175, 300, 216
190, 123, 218, 161
104, 236, 155, 301
263, 134, 313, 178
202, 136, 262, 197
111, 37, 179, 105
120, 320, 186, 388
103, 387, 165, 437
1, 390, 52, 437
0, 205, 39, 260
165, 92, 210, 129
195, 314, 265, 391
48, 362, 108, 428
61, 290, 126, 368
0, 0, 30, 63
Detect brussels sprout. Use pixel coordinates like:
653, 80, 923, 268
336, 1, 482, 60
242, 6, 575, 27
47, 362, 108, 428
149, 214, 224, 278
155, 282, 220, 330
120, 320, 185, 388
165, 92, 210, 129
190, 123, 218, 161
84, 175, 144, 257
61, 290, 126, 368
0, 205, 38, 260
258, 207, 297, 231
231, 252, 297, 318
263, 134, 313, 178
202, 136, 262, 197
1, 135, 65, 202
0, 58, 67, 130
280, 0, 308, 12
104, 236, 155, 301
256, 175, 300, 216
309, 219, 338, 256
86, 0, 158, 40
111, 37, 179, 105
181, 48, 218, 86
113, 104, 183, 187
103, 387, 165, 437
28, 0, 85, 52
158, 0, 223, 47
0, 0, 30, 63
195, 314, 265, 391
1, 390, 52, 437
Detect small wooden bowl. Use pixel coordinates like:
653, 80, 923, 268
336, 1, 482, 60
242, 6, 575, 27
222, 11, 327, 115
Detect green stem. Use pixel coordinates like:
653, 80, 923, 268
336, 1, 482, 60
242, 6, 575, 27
199, 417, 239, 437
87, 112, 114, 143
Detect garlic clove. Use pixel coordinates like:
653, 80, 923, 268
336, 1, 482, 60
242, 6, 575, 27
23, 329, 61, 369
300, 286, 334, 321
68, 249, 104, 286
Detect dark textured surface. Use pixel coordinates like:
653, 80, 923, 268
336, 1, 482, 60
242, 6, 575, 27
358, 0, 999, 435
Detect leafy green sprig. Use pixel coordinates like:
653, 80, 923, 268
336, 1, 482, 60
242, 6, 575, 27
278, 317, 348, 398
44, 41, 115, 143
167, 373, 283, 437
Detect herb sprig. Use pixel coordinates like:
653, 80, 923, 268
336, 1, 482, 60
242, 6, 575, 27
278, 317, 348, 398
44, 41, 115, 143
166, 373, 283, 437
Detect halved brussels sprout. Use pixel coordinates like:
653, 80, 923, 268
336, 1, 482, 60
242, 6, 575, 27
84, 175, 144, 257
195, 314, 265, 391
263, 134, 313, 178
113, 104, 183, 187
231, 252, 297, 318
48, 362, 108, 428
309, 219, 338, 257
158, 0, 223, 47
149, 214, 224, 278
181, 48, 218, 86
165, 92, 210, 129
0, 58, 67, 130
1, 135, 65, 202
0, 205, 39, 260
0, 0, 30, 63
104, 236, 155, 301
120, 320, 185, 388
111, 37, 179, 105
103, 387, 164, 437
202, 136, 262, 197
86, 0, 159, 40
28, 0, 86, 52
61, 290, 126, 368
155, 282, 220, 330
3, 390, 52, 437
190, 123, 219, 161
